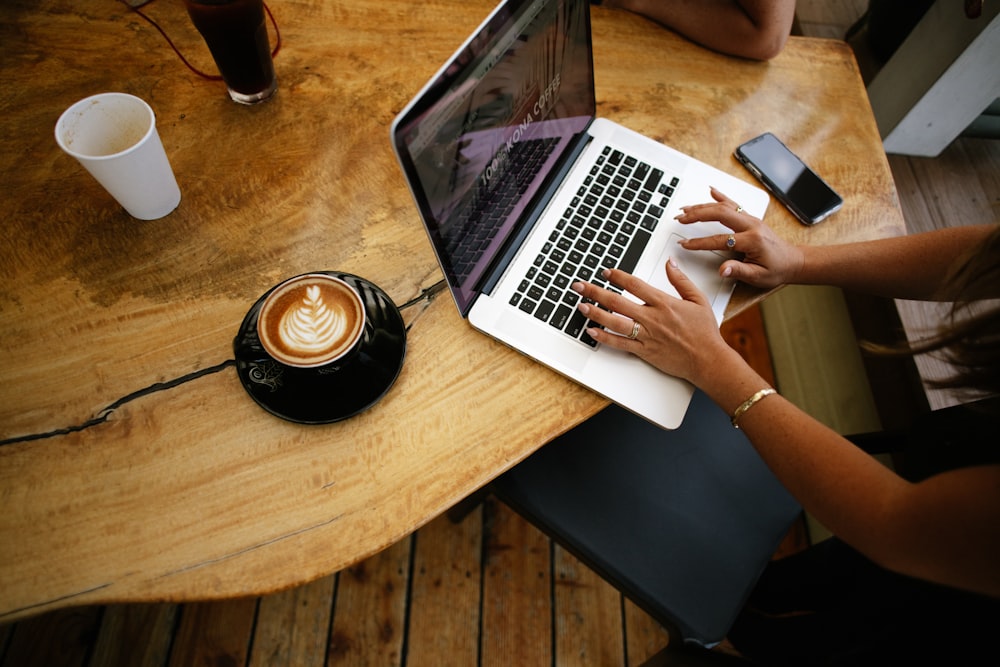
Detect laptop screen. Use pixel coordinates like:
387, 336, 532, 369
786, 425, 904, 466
393, 0, 595, 314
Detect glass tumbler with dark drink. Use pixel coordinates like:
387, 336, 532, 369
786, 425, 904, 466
183, 0, 277, 104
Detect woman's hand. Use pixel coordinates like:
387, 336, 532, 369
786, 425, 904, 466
572, 261, 740, 387
675, 187, 804, 289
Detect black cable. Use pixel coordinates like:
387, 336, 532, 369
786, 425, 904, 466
1, 281, 447, 448
0, 360, 236, 447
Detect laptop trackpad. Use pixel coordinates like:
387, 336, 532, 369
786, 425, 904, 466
644, 234, 730, 316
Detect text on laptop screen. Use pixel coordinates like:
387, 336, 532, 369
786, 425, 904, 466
394, 0, 595, 313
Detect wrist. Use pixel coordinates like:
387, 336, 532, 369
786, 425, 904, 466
691, 345, 772, 416
788, 244, 811, 285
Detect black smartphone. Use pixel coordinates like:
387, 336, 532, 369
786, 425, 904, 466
735, 132, 843, 225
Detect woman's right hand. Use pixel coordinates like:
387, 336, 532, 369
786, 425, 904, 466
675, 187, 804, 289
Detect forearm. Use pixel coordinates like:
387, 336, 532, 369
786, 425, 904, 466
604, 0, 794, 60
701, 354, 1000, 596
794, 225, 993, 300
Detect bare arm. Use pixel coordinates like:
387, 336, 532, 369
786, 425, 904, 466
794, 226, 991, 300
724, 355, 1000, 598
677, 187, 997, 301
602, 0, 796, 60
572, 264, 1000, 597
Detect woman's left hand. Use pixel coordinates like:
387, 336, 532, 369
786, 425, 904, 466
571, 261, 734, 387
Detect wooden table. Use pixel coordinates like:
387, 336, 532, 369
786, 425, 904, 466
0, 0, 904, 622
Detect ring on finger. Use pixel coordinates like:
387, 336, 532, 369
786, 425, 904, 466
627, 320, 641, 340
726, 234, 736, 249
735, 205, 744, 214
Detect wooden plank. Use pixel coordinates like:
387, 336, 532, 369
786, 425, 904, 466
90, 603, 178, 667
481, 498, 552, 667
406, 509, 483, 667
327, 537, 411, 667
0, 606, 101, 667
553, 545, 625, 667
623, 599, 671, 667
249, 575, 336, 667
720, 305, 776, 387
167, 598, 257, 667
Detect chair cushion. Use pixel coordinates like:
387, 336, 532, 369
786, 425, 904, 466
493, 390, 801, 647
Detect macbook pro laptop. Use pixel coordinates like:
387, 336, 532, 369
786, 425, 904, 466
391, 0, 768, 429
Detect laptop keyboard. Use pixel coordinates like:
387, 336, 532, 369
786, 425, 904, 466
509, 146, 680, 347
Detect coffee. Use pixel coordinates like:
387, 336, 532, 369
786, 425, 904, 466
257, 274, 366, 368
183, 0, 277, 104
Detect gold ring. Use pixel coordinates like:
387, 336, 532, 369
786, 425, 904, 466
735, 205, 744, 214
627, 321, 641, 340
726, 234, 736, 249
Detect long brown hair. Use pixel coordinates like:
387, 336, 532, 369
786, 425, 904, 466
873, 225, 1000, 403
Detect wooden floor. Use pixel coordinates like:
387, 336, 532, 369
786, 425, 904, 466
6, 2, 1000, 665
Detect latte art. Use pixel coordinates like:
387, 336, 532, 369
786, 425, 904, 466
257, 274, 366, 368
278, 285, 349, 355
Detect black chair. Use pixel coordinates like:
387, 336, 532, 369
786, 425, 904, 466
488, 390, 801, 661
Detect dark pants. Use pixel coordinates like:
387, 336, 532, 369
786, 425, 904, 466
727, 538, 1000, 665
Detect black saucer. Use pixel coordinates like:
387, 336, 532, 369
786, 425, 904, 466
233, 272, 406, 424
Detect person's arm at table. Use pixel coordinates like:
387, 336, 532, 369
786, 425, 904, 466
570, 193, 1000, 596
676, 187, 996, 300
570, 264, 1000, 598
601, 0, 796, 60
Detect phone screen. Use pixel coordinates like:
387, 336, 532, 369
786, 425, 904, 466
735, 133, 842, 225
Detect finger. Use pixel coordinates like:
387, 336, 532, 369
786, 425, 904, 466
718, 258, 771, 284
598, 268, 667, 307
582, 321, 641, 353
678, 232, 740, 253
708, 186, 737, 206
675, 202, 758, 232
576, 300, 637, 336
665, 258, 710, 306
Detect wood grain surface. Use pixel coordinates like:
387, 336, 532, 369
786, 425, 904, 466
0, 0, 903, 621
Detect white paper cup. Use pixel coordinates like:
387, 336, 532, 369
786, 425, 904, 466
55, 93, 181, 220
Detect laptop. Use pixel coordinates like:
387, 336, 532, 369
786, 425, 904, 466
390, 0, 768, 429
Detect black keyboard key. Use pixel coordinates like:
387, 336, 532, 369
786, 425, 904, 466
534, 299, 555, 322
617, 229, 652, 274
550, 304, 573, 330
634, 162, 650, 182
565, 308, 589, 338
644, 167, 663, 192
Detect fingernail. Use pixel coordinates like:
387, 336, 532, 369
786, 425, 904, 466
571, 281, 584, 293
722, 265, 733, 277
578, 302, 592, 316
602, 268, 611, 278
667, 257, 678, 269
